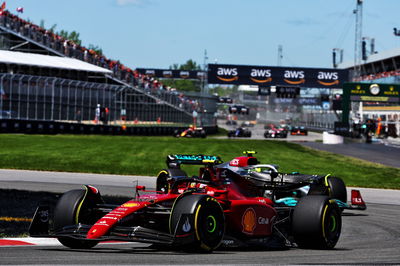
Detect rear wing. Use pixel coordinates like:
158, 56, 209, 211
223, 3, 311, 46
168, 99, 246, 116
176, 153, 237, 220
167, 154, 222, 166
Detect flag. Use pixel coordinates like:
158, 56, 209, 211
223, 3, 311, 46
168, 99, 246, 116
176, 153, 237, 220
16, 7, 23, 13
0, 2, 5, 11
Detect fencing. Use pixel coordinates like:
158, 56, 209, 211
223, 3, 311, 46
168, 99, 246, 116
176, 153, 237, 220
0, 73, 192, 125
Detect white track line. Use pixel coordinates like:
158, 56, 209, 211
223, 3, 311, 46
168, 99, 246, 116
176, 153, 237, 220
0, 237, 133, 247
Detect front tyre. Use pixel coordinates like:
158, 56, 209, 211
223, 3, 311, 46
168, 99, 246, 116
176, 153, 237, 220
292, 195, 341, 249
170, 194, 225, 252
327, 176, 347, 203
53, 189, 100, 249
156, 171, 170, 194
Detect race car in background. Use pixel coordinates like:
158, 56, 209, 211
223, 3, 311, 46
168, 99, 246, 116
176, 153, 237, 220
264, 124, 288, 138
241, 121, 256, 127
30, 152, 347, 252
174, 126, 206, 138
227, 127, 252, 138
225, 120, 237, 126
290, 126, 308, 136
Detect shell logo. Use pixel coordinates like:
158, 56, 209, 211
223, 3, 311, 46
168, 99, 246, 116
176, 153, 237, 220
122, 202, 140, 208
242, 207, 257, 234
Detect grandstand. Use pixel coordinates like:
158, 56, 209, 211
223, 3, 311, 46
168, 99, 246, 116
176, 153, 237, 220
339, 47, 400, 137
0, 10, 217, 134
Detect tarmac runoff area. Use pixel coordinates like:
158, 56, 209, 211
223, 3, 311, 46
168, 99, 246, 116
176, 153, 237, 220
219, 122, 400, 168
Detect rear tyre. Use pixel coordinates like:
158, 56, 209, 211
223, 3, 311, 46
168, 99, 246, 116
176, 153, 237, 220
327, 176, 347, 203
170, 194, 225, 252
292, 195, 341, 249
53, 189, 100, 249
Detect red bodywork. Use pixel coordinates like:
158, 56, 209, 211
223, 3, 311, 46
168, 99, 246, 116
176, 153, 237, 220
87, 155, 276, 240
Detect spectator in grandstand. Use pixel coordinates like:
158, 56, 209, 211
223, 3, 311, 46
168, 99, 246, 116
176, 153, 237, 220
1, 9, 202, 114
95, 104, 101, 124
76, 109, 82, 124
63, 40, 69, 56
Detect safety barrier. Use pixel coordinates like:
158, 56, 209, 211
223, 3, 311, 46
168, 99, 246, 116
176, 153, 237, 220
0, 119, 218, 136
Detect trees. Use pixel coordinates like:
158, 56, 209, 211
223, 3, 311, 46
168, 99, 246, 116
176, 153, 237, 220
170, 59, 201, 71
162, 59, 202, 92
38, 19, 102, 54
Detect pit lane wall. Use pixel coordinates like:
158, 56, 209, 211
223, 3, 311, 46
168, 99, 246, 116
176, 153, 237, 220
0, 119, 218, 135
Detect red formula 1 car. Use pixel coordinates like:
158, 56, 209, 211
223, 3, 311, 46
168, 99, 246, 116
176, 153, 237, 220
29, 153, 348, 252
264, 124, 288, 138
174, 126, 206, 138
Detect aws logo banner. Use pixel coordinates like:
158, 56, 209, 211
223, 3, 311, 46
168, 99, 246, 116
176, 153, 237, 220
317, 71, 340, 86
162, 70, 173, 78
144, 70, 156, 76
136, 68, 206, 80
283, 70, 305, 85
216, 67, 239, 82
208, 64, 275, 85
207, 64, 348, 87
250, 68, 272, 83
179, 71, 190, 79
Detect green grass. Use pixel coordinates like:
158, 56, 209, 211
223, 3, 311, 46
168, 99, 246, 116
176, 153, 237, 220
0, 134, 399, 189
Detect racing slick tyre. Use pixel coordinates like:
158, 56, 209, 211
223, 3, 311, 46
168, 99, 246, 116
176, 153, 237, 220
156, 169, 188, 194
327, 176, 347, 203
53, 189, 102, 249
156, 171, 170, 194
170, 194, 225, 252
292, 195, 341, 249
264, 132, 270, 138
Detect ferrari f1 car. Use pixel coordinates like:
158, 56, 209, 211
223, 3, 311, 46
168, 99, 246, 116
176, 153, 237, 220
157, 152, 366, 212
174, 126, 206, 138
29, 152, 364, 252
227, 127, 252, 138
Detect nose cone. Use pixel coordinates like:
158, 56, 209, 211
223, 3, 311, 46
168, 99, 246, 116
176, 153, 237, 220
87, 222, 111, 239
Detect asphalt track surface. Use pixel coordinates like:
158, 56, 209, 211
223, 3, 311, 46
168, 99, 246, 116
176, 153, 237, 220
1, 170, 400, 265
220, 122, 400, 168
301, 141, 400, 169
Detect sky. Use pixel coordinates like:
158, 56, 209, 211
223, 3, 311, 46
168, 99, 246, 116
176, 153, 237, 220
4, 0, 400, 70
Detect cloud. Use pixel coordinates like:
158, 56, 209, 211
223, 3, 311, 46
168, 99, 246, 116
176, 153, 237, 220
116, 0, 146, 6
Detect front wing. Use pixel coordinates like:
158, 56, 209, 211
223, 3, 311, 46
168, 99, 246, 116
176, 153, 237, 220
29, 206, 197, 246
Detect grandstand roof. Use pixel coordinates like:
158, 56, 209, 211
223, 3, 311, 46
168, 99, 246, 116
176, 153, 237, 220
0, 50, 112, 74
338, 47, 400, 69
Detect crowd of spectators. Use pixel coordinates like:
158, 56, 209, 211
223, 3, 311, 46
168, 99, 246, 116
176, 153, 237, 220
0, 9, 203, 114
137, 74, 203, 112
355, 69, 400, 82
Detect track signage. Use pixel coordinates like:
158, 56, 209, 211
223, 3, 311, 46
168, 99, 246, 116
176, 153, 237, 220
136, 68, 206, 80
208, 64, 348, 88
344, 83, 400, 103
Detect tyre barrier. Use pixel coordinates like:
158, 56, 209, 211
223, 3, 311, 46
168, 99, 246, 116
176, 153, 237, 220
0, 119, 218, 136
